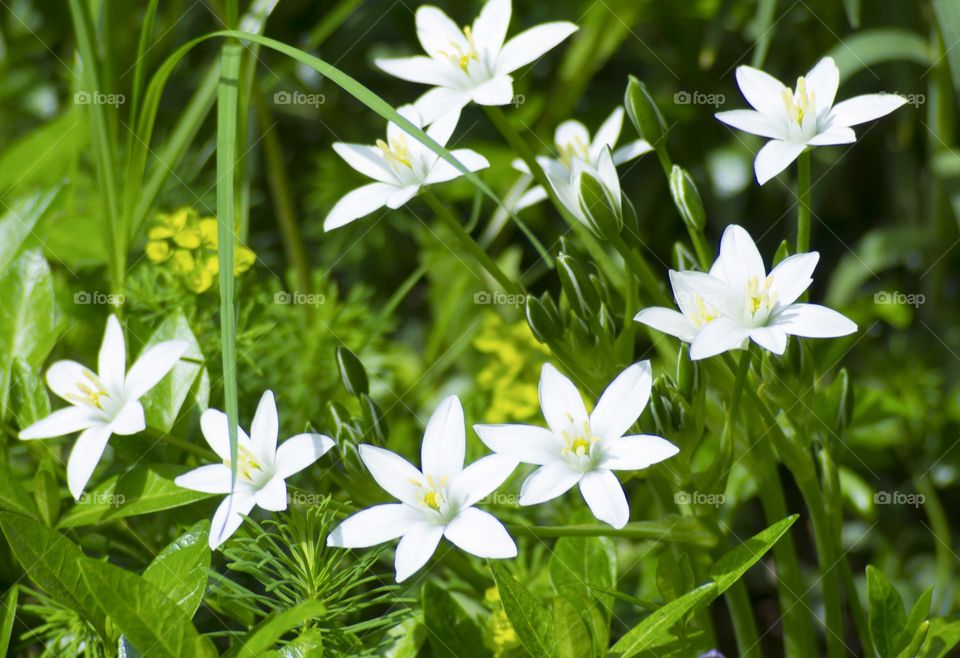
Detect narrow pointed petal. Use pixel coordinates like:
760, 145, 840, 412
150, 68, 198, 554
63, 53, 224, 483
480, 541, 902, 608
416, 5, 468, 57
386, 185, 420, 209
590, 361, 652, 442
125, 340, 188, 399
19, 407, 98, 439
749, 326, 789, 354
413, 87, 471, 125
67, 425, 112, 500
375, 56, 458, 87
250, 390, 279, 464
394, 523, 444, 582
472, 0, 511, 55
612, 139, 653, 164
200, 408, 251, 461
601, 435, 679, 470
109, 400, 146, 436
209, 491, 256, 549
444, 508, 517, 558
275, 433, 335, 478
519, 461, 582, 505
805, 57, 840, 114
324, 182, 396, 231
46, 361, 95, 404
98, 315, 126, 392
717, 225, 767, 291
425, 149, 489, 184
515, 185, 548, 210
689, 317, 750, 360
421, 395, 465, 478
539, 363, 588, 436
735, 65, 789, 117
579, 470, 629, 528
590, 107, 625, 160
670, 270, 737, 321
331, 143, 394, 183
497, 22, 578, 74
473, 423, 561, 464
255, 476, 288, 512
771, 303, 857, 338
768, 252, 818, 306
754, 140, 806, 185
715, 109, 787, 140
175, 464, 232, 494
327, 504, 420, 548
358, 444, 424, 507
633, 307, 698, 343
828, 93, 907, 127
449, 454, 518, 508
555, 120, 590, 155
423, 105, 462, 148
470, 74, 514, 106
808, 126, 856, 146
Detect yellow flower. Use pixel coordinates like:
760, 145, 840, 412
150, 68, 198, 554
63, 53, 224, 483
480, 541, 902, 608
145, 240, 171, 263
473, 314, 549, 423
172, 228, 201, 249
184, 267, 214, 294
234, 245, 256, 274
171, 249, 195, 274
198, 218, 218, 247
148, 225, 174, 240
203, 254, 219, 275
167, 207, 193, 231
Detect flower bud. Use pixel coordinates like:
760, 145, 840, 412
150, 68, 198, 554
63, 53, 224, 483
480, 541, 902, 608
336, 346, 369, 397
526, 295, 563, 344
557, 251, 602, 320
669, 165, 706, 231
625, 76, 666, 145
575, 148, 623, 240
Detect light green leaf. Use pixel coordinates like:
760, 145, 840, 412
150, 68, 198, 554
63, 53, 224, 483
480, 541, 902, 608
490, 561, 557, 658
868, 565, 907, 658
9, 356, 51, 428
0, 455, 39, 518
827, 29, 929, 83
0, 111, 86, 195
554, 597, 593, 658
919, 618, 960, 658
549, 536, 616, 651
708, 515, 798, 593
274, 628, 324, 657
421, 581, 486, 658
139, 312, 205, 432
143, 521, 212, 618
380, 615, 426, 658
0, 586, 17, 657
223, 600, 326, 658
0, 187, 60, 273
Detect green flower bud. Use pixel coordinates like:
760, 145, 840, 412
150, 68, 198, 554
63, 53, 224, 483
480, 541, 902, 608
577, 167, 622, 239
557, 251, 602, 320
669, 165, 707, 231
335, 346, 369, 397
359, 393, 389, 445
625, 76, 666, 145
526, 295, 563, 344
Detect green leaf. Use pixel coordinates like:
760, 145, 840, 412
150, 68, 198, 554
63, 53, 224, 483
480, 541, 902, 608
274, 628, 324, 657
0, 249, 57, 420
904, 587, 934, 644
656, 552, 694, 604
139, 313, 205, 432
0, 586, 17, 657
0, 187, 61, 273
81, 558, 216, 658
421, 581, 486, 658
57, 464, 214, 528
827, 29, 929, 84
0, 458, 38, 518
708, 515, 797, 593
224, 600, 326, 658
0, 112, 87, 196
33, 458, 61, 527
0, 512, 105, 636
490, 561, 557, 658
549, 536, 616, 651
143, 521, 212, 618
933, 1, 960, 102
9, 356, 51, 428
554, 597, 593, 658
868, 565, 907, 658
919, 618, 960, 658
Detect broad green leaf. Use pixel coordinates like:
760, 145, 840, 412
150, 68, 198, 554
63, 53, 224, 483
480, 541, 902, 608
0, 111, 87, 195
143, 521, 212, 618
274, 628, 324, 657
0, 187, 60, 273
554, 597, 593, 658
549, 536, 616, 651
380, 615, 426, 658
81, 558, 216, 658
57, 464, 213, 528
656, 553, 694, 604
9, 356, 51, 428
139, 313, 205, 432
33, 458, 61, 527
868, 566, 907, 658
421, 581, 486, 658
0, 586, 17, 657
0, 456, 39, 518
0, 512, 105, 636
0, 249, 57, 420
224, 600, 325, 658
919, 618, 960, 658
490, 561, 557, 658
827, 30, 930, 83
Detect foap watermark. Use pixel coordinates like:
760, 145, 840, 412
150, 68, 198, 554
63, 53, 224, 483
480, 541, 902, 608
511, 94, 525, 108
74, 291, 125, 306
874, 290, 924, 308
874, 491, 925, 508
74, 91, 125, 107
289, 491, 325, 506
478, 492, 520, 506
474, 291, 528, 307
674, 490, 725, 508
274, 291, 326, 307
674, 90, 725, 108
879, 91, 925, 108
77, 492, 126, 507
273, 90, 325, 108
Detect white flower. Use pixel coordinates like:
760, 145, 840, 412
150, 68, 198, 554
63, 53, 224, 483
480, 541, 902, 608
474, 363, 678, 529
715, 56, 906, 184
174, 391, 335, 549
636, 224, 857, 360
514, 107, 652, 212
376, 0, 578, 124
19, 315, 187, 500
327, 396, 518, 582
324, 105, 488, 231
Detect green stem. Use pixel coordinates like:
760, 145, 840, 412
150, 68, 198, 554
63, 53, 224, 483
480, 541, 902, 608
507, 521, 715, 547
607, 231, 672, 306
423, 192, 523, 296
725, 578, 762, 658
144, 427, 212, 459
730, 348, 752, 417
915, 476, 953, 614
796, 150, 811, 254
688, 224, 713, 272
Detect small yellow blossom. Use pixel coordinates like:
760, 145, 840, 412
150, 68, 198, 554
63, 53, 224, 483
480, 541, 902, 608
198, 218, 218, 247
172, 249, 195, 274
483, 586, 519, 657
473, 313, 549, 423
145, 240, 171, 263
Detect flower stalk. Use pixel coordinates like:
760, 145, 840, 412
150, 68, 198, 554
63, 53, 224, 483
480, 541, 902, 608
796, 150, 811, 254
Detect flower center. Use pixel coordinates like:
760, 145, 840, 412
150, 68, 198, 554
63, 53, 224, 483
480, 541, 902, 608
224, 444, 262, 481
413, 474, 449, 513
691, 295, 719, 328
561, 419, 601, 459
437, 25, 479, 72
558, 135, 590, 166
782, 76, 816, 126
745, 275, 778, 322
376, 135, 413, 170
65, 369, 111, 410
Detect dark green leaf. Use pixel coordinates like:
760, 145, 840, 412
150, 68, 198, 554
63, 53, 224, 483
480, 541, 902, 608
335, 346, 369, 396
867, 565, 907, 658
549, 536, 616, 651
421, 581, 486, 658
224, 600, 325, 658
490, 561, 557, 658
33, 458, 60, 527
0, 586, 17, 657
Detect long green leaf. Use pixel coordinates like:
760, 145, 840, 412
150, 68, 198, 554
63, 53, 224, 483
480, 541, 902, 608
0, 585, 17, 657
867, 565, 907, 658
490, 561, 557, 658
224, 600, 326, 658
827, 29, 930, 83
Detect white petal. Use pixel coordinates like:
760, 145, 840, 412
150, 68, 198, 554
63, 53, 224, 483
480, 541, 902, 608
590, 107, 625, 160
416, 5, 468, 58
473, 423, 561, 464
808, 126, 856, 146
633, 307, 698, 343
497, 22, 578, 74
612, 139, 653, 164
555, 119, 590, 155
67, 425, 112, 500
98, 315, 126, 393
358, 444, 424, 507
538, 363, 588, 436
109, 400, 145, 436
421, 395, 465, 477
324, 182, 396, 231
250, 390, 278, 465
601, 435, 679, 471
593, 147, 621, 204
423, 105, 461, 148
519, 461, 582, 505
200, 408, 251, 461
413, 87, 471, 126
472, 0, 511, 55
444, 508, 517, 558
395, 523, 444, 582
19, 407, 98, 439
805, 57, 840, 115
327, 504, 420, 548
828, 93, 907, 128
448, 454, 518, 508
771, 303, 857, 338
470, 74, 514, 106
46, 361, 96, 404
209, 491, 256, 549
590, 361, 652, 442
768, 252, 818, 306
255, 475, 287, 512
375, 56, 458, 87
670, 270, 736, 321
332, 143, 395, 183
735, 65, 788, 117
689, 317, 750, 360
717, 224, 767, 292
749, 326, 789, 354
754, 140, 806, 185
579, 470, 629, 529
175, 464, 232, 494
715, 109, 787, 140
275, 433, 335, 478
425, 149, 489, 184
124, 340, 188, 400
386, 185, 420, 209
515, 185, 548, 210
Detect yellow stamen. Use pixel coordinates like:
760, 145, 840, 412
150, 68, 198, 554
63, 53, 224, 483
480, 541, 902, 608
377, 137, 412, 169
224, 444, 262, 481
